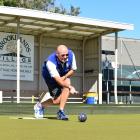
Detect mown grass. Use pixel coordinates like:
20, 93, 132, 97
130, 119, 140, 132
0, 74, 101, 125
1, 114, 140, 140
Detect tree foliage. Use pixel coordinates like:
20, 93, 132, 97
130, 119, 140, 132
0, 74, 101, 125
0, 0, 80, 16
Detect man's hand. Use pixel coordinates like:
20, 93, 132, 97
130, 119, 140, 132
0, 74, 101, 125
61, 76, 66, 81
69, 86, 79, 94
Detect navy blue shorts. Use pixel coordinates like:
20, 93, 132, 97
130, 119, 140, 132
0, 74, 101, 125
43, 77, 62, 99
47, 81, 62, 99
42, 66, 62, 99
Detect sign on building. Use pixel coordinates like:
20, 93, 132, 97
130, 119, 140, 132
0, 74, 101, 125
0, 32, 34, 81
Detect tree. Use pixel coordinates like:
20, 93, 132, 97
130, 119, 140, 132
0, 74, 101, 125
0, 0, 4, 5
0, 0, 80, 16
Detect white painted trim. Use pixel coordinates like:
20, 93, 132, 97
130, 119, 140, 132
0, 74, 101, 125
114, 32, 118, 104
16, 17, 20, 103
0, 6, 134, 30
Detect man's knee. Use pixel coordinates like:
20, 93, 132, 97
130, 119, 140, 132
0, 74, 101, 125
64, 78, 71, 85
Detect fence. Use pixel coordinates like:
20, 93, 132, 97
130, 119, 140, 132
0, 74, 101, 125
0, 91, 83, 104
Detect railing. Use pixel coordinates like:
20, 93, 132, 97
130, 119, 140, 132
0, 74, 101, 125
0, 91, 83, 104
113, 78, 140, 104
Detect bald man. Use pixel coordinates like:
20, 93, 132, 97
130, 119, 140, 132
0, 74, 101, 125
34, 45, 78, 120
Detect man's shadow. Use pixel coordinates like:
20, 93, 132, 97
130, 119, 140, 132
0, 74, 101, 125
44, 116, 57, 120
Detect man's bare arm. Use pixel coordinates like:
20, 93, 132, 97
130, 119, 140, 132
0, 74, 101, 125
63, 69, 75, 79
53, 69, 75, 88
53, 76, 70, 88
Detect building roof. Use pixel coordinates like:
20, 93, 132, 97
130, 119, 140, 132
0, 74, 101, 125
0, 6, 134, 40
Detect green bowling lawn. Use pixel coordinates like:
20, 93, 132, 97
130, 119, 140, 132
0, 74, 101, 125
0, 114, 140, 140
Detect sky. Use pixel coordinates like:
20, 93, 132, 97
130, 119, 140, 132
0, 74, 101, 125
56, 0, 140, 39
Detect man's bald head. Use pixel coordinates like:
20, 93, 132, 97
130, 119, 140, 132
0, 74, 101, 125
56, 45, 68, 54
56, 45, 69, 63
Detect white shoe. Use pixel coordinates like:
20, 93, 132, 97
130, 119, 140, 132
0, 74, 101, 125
34, 102, 44, 119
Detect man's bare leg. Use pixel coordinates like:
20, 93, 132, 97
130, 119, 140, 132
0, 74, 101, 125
41, 87, 70, 108
55, 88, 70, 120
